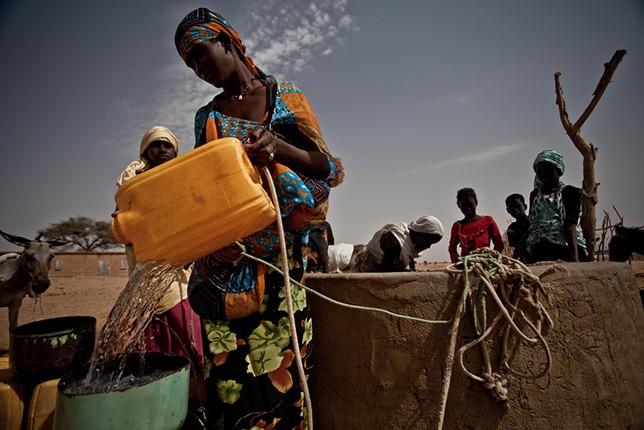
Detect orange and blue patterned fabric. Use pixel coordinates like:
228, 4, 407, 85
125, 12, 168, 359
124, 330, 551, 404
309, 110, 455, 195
174, 8, 260, 76
189, 79, 341, 301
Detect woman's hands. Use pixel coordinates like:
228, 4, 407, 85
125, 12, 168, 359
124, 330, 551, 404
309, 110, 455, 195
244, 126, 279, 166
244, 125, 331, 179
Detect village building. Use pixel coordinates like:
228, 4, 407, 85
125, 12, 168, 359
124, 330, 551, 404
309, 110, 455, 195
1, 251, 128, 278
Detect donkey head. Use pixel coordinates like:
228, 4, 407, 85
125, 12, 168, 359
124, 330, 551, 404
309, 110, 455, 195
0, 230, 68, 295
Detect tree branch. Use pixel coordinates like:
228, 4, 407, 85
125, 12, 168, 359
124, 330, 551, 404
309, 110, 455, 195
554, 72, 573, 132
573, 49, 626, 131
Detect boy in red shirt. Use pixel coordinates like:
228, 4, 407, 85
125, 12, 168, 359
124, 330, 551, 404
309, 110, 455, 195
448, 187, 504, 263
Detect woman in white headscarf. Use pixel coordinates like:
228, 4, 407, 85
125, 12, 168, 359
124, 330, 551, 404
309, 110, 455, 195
352, 216, 444, 272
116, 125, 180, 186
114, 125, 204, 366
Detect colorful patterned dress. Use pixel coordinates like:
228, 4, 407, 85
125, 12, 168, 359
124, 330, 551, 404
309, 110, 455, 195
188, 79, 341, 430
526, 184, 586, 262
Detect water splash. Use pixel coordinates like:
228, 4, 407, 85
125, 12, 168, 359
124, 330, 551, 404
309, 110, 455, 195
78, 261, 181, 391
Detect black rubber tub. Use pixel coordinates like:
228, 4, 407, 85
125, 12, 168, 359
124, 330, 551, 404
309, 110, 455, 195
10, 316, 96, 382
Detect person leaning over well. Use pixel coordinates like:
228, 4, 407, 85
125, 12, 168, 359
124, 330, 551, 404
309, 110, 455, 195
352, 216, 444, 272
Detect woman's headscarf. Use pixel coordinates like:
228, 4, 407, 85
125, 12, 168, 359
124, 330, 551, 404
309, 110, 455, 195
533, 150, 565, 175
140, 125, 179, 160
174, 8, 259, 76
409, 216, 444, 237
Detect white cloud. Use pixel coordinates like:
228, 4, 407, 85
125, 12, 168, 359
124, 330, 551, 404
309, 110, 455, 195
107, 1, 358, 151
244, 0, 358, 76
403, 143, 526, 175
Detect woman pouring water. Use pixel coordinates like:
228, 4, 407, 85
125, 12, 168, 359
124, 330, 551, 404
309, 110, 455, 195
175, 8, 343, 429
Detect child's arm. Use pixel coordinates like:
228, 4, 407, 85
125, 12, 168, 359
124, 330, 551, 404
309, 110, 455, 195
448, 223, 460, 263
564, 225, 579, 262
380, 231, 403, 271
489, 217, 505, 253
507, 223, 518, 247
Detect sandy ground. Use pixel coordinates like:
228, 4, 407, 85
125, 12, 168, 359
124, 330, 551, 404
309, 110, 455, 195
1, 260, 642, 352
0, 276, 127, 352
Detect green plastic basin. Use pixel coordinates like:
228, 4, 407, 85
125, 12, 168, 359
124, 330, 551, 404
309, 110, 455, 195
54, 353, 189, 430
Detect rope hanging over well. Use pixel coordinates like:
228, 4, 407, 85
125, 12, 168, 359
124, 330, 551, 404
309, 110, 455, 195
437, 248, 564, 430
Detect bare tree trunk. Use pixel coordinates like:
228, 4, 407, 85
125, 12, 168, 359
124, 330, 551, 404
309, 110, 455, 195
554, 49, 626, 261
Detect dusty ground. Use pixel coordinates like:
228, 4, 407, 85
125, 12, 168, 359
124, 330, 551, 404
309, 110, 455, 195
633, 259, 644, 287
1, 259, 642, 352
416, 261, 449, 271
0, 276, 127, 352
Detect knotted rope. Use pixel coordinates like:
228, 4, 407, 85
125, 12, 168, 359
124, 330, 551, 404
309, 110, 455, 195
437, 248, 562, 430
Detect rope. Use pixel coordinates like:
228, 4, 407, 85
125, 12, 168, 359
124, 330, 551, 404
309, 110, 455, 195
262, 167, 314, 430
436, 274, 468, 430
437, 248, 558, 429
239, 251, 451, 326
237, 189, 556, 430
246, 167, 451, 428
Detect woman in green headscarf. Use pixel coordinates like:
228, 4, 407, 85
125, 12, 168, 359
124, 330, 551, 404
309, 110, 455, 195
525, 150, 587, 262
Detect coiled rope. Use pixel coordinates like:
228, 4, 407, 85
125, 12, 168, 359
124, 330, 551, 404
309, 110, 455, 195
437, 248, 562, 430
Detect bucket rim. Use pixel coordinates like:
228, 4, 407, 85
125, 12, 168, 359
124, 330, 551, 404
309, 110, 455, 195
58, 352, 190, 396
10, 316, 96, 338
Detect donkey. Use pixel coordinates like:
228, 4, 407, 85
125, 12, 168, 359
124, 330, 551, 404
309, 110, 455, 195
0, 230, 67, 332
609, 225, 644, 262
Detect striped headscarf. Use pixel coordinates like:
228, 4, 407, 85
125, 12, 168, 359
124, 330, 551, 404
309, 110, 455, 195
533, 149, 565, 175
174, 8, 259, 76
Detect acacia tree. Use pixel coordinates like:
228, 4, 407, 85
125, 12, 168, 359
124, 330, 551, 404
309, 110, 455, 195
554, 49, 626, 261
38, 217, 121, 251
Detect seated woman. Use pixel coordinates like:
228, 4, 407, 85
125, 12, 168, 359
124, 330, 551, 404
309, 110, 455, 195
525, 150, 587, 263
174, 8, 343, 429
353, 216, 444, 272
448, 187, 504, 263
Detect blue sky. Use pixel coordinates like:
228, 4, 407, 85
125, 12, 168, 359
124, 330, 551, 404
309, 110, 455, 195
0, 0, 642, 261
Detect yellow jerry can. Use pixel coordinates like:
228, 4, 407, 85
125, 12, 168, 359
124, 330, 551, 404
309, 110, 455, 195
0, 356, 25, 430
26, 379, 59, 430
112, 137, 276, 265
